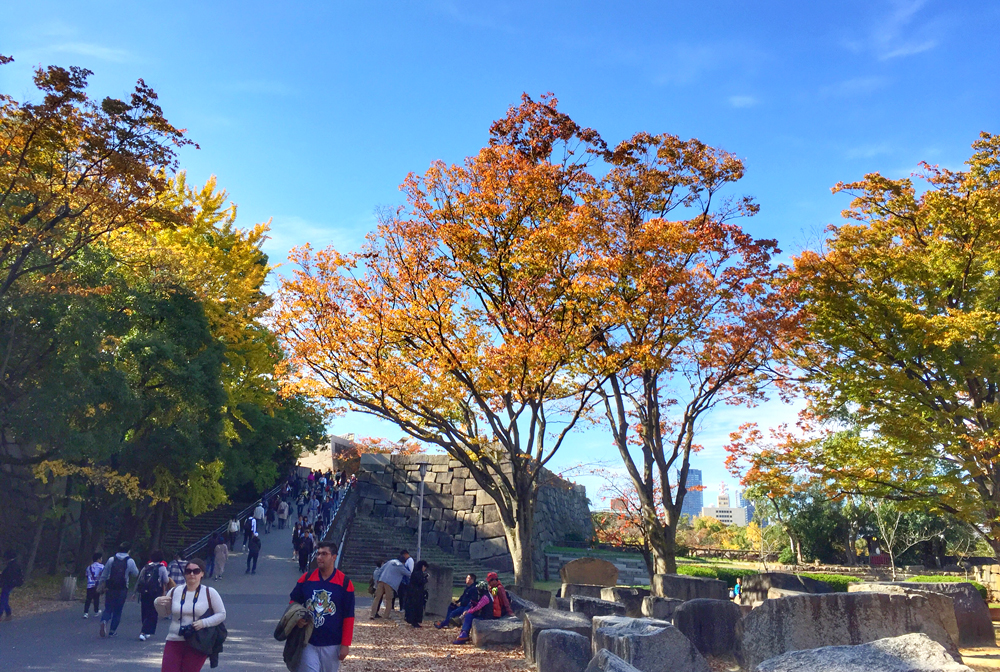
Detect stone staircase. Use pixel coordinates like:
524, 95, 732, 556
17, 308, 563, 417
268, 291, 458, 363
159, 501, 253, 555
339, 511, 514, 586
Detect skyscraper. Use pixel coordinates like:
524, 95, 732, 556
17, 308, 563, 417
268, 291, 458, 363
680, 468, 703, 520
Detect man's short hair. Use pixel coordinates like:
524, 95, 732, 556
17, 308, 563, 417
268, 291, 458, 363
317, 541, 337, 554
399, 549, 409, 557
92, 551, 103, 562
118, 542, 130, 553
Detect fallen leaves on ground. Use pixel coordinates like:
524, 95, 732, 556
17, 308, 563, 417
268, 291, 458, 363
344, 611, 530, 672
7, 579, 77, 620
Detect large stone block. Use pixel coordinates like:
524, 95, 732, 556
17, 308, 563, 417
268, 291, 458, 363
472, 616, 522, 646
754, 632, 972, 672
571, 596, 626, 619
592, 616, 709, 672
391, 491, 411, 507
602, 587, 650, 618
550, 595, 571, 611
740, 572, 830, 607
849, 582, 994, 647
735, 591, 959, 671
560, 557, 620, 587
562, 583, 606, 600
537, 629, 591, 672
424, 564, 453, 617
469, 537, 507, 560
672, 598, 743, 656
585, 650, 643, 672
512, 585, 555, 609
451, 478, 466, 495
453, 495, 474, 510
523, 608, 593, 664
641, 596, 684, 621
848, 584, 960, 647
508, 592, 541, 616
652, 574, 728, 601
476, 521, 506, 539
360, 453, 391, 469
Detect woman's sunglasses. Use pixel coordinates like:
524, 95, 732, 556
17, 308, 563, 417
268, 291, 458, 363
184, 567, 203, 575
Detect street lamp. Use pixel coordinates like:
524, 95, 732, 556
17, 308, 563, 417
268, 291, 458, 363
416, 462, 429, 562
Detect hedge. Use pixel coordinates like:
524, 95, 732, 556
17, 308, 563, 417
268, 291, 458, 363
795, 572, 863, 593
906, 575, 989, 601
676, 565, 758, 586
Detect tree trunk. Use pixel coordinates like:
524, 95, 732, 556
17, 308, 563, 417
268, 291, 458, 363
24, 504, 48, 582
506, 496, 536, 588
150, 501, 166, 551
645, 509, 677, 594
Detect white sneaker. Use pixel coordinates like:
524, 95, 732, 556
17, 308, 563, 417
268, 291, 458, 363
83, 613, 89, 619
139, 634, 147, 641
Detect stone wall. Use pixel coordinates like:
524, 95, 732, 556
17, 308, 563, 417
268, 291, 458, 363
354, 453, 593, 579
544, 550, 649, 586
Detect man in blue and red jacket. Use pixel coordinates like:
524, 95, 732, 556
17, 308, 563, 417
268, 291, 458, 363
289, 541, 355, 672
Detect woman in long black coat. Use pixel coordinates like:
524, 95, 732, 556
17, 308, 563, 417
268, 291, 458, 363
404, 560, 429, 627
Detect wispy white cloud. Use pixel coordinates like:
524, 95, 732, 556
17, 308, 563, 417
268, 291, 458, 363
819, 76, 886, 98
728, 95, 758, 109
844, 0, 941, 61
50, 42, 130, 63
845, 142, 892, 159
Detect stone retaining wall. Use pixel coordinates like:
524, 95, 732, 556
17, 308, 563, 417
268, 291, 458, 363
354, 453, 593, 579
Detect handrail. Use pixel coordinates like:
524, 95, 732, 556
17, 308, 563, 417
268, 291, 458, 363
182, 482, 285, 559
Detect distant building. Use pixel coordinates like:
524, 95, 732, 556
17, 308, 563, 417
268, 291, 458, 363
737, 490, 756, 522
702, 484, 750, 526
679, 468, 703, 520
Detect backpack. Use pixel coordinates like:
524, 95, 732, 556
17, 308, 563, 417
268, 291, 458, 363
107, 555, 130, 590
243, 517, 254, 534
137, 563, 162, 595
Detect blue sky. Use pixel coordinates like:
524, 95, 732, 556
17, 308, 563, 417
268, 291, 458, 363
3, 0, 998, 506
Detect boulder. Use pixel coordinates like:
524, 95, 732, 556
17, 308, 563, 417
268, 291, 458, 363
562, 583, 607, 599
511, 584, 555, 608
537, 629, 591, 672
424, 563, 453, 617
571, 596, 626, 619
848, 584, 960, 647
585, 649, 643, 672
740, 572, 831, 606
850, 582, 994, 647
736, 591, 959, 671
472, 616, 522, 646
592, 616, 710, 672
673, 598, 743, 656
602, 587, 650, 618
523, 608, 593, 664
754, 632, 973, 672
508, 592, 541, 616
652, 574, 728, 601
560, 557, 620, 587
641, 596, 684, 620
551, 595, 572, 611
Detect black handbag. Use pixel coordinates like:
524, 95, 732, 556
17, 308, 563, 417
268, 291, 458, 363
185, 586, 227, 667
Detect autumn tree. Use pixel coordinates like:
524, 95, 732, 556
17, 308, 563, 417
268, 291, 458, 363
276, 95, 606, 586
778, 133, 1000, 556
582, 132, 798, 582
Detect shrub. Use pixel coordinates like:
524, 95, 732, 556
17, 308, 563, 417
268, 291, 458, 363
778, 547, 796, 564
796, 572, 862, 593
675, 565, 758, 586
906, 575, 989, 601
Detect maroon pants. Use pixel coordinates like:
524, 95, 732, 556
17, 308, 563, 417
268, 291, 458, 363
161, 640, 208, 672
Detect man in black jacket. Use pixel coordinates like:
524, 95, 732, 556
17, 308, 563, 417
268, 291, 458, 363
246, 533, 262, 575
435, 573, 477, 629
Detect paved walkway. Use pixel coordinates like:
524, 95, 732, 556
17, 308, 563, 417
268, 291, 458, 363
0, 523, 369, 671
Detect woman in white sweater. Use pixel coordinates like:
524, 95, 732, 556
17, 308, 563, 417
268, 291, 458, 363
158, 557, 226, 672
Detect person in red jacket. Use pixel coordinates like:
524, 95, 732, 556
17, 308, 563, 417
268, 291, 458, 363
289, 541, 355, 671
487, 572, 513, 618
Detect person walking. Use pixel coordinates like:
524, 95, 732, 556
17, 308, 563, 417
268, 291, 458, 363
136, 549, 169, 641
253, 501, 266, 532
167, 552, 186, 588
227, 516, 240, 548
289, 541, 354, 671
369, 558, 410, 619
99, 542, 139, 638
83, 551, 105, 618
265, 505, 276, 534
0, 549, 24, 621
246, 533, 261, 575
158, 558, 226, 672
213, 537, 229, 580
241, 516, 256, 551
403, 560, 429, 627
205, 534, 218, 579
278, 500, 289, 530
297, 530, 314, 574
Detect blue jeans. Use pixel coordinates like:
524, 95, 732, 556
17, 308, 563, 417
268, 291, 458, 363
206, 556, 215, 577
461, 610, 490, 634
101, 589, 127, 633
442, 604, 465, 623
0, 586, 12, 617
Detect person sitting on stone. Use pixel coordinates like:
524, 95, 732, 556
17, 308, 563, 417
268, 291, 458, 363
435, 573, 477, 629
452, 581, 493, 645
487, 572, 513, 618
